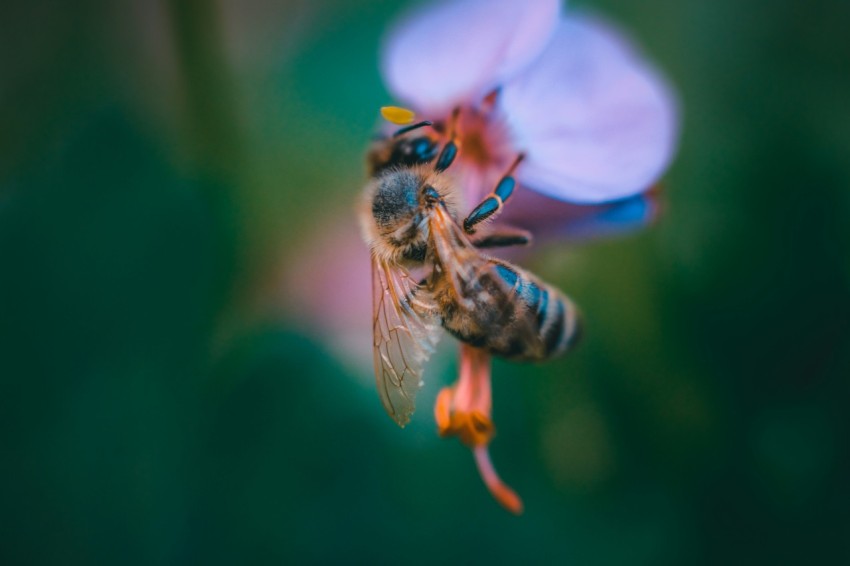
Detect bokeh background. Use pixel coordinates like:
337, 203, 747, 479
1, 0, 848, 564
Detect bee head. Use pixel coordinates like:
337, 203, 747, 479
369, 136, 439, 176
360, 165, 456, 265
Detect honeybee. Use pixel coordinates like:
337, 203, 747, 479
359, 110, 581, 426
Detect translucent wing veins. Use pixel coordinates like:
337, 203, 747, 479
372, 257, 440, 427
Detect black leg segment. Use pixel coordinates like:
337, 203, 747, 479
434, 140, 458, 172
472, 227, 532, 249
462, 153, 525, 234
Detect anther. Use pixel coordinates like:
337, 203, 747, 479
381, 106, 416, 124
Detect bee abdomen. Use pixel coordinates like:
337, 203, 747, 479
536, 287, 581, 358
438, 262, 582, 361
501, 265, 582, 360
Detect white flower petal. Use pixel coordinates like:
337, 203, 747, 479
501, 14, 679, 203
382, 0, 561, 114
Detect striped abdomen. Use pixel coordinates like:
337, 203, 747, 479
437, 260, 582, 361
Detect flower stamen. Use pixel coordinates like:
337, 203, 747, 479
474, 445, 524, 515
381, 105, 416, 124
434, 343, 524, 514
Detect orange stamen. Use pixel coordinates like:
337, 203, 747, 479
434, 387, 453, 431
435, 386, 494, 446
447, 106, 461, 139
434, 343, 524, 513
474, 446, 524, 515
481, 88, 499, 113
453, 343, 491, 416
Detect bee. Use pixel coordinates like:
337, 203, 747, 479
359, 109, 582, 426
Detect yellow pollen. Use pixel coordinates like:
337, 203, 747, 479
380, 106, 416, 125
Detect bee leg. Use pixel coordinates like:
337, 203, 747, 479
434, 107, 461, 172
462, 153, 525, 234
471, 227, 533, 249
404, 284, 437, 318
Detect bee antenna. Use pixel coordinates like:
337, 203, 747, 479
392, 121, 434, 138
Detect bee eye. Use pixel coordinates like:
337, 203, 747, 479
388, 136, 438, 168
422, 185, 441, 202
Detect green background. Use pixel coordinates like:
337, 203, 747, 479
1, 0, 848, 563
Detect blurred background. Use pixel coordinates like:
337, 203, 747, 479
1, 0, 848, 563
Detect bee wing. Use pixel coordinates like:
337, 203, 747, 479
428, 203, 491, 307
372, 256, 441, 427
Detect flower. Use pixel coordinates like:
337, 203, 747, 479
382, 0, 678, 207
435, 343, 523, 514
375, 0, 678, 513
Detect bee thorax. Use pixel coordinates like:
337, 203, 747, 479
371, 169, 421, 231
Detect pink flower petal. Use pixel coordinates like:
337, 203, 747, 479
283, 213, 373, 370
500, 14, 679, 203
382, 0, 561, 114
